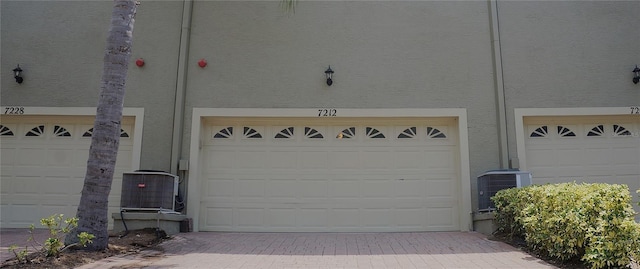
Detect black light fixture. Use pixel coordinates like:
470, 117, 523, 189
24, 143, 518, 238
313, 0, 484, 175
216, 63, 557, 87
324, 66, 334, 86
12, 65, 23, 84
633, 65, 640, 84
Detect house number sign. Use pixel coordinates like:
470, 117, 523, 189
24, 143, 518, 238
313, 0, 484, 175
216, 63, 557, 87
317, 108, 338, 117
3, 107, 25, 115
631, 106, 640, 114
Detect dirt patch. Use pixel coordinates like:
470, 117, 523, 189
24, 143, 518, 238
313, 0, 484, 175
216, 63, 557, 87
1, 228, 168, 269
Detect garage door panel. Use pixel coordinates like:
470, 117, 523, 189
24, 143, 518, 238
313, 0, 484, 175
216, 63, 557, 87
362, 209, 393, 227
424, 179, 455, 198
235, 178, 266, 197
394, 179, 425, 198
17, 148, 45, 166
613, 147, 639, 163
330, 209, 360, 228
200, 120, 460, 232
298, 209, 328, 228
11, 176, 41, 194
394, 150, 425, 169
362, 150, 394, 169
207, 149, 235, 169
267, 208, 296, 227
298, 180, 329, 198
1, 120, 135, 228
330, 180, 361, 197
395, 208, 428, 226
269, 150, 299, 168
300, 151, 329, 169
524, 119, 639, 220
427, 207, 456, 227
424, 150, 455, 169
1, 148, 16, 165
266, 179, 297, 198
202, 207, 233, 228
235, 208, 265, 228
206, 178, 233, 198
330, 151, 361, 169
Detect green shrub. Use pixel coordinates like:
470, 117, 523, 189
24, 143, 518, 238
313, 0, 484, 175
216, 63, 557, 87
492, 183, 640, 269
492, 187, 527, 238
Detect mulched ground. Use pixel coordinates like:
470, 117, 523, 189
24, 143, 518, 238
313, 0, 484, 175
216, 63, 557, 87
1, 228, 168, 269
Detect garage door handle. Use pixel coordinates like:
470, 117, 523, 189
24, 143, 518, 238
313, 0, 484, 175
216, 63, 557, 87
397, 178, 405, 181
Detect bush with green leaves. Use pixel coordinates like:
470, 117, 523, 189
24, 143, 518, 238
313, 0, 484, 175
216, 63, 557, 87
8, 214, 95, 262
492, 183, 640, 269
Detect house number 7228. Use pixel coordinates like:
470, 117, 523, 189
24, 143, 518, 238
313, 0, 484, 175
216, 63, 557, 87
318, 109, 337, 117
4, 107, 25, 115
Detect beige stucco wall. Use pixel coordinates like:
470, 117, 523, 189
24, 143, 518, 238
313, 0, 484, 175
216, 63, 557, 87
497, 0, 640, 164
3, 0, 637, 215
1, 1, 184, 170
182, 1, 502, 194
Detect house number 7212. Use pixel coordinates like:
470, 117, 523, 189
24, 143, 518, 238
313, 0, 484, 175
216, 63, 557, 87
631, 106, 640, 114
318, 109, 337, 117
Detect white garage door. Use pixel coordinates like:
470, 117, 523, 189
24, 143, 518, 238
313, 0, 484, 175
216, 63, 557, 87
199, 117, 460, 232
524, 116, 640, 216
0, 116, 134, 228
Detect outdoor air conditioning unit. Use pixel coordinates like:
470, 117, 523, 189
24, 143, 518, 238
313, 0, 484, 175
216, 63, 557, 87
120, 171, 179, 212
478, 170, 532, 212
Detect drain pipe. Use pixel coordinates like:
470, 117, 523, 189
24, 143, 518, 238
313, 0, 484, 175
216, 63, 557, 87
488, 0, 510, 169
170, 0, 193, 176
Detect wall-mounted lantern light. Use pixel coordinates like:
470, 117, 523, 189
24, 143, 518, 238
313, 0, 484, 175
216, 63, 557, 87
13, 65, 23, 84
324, 66, 334, 86
633, 65, 640, 84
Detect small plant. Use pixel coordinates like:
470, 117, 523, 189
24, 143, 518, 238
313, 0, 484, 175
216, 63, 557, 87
7, 214, 95, 262
7, 244, 29, 263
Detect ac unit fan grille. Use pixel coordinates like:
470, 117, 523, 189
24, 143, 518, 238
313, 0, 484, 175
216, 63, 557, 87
120, 172, 177, 211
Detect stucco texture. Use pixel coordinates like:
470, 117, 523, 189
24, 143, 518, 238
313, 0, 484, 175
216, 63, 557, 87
497, 1, 640, 160
1, 1, 184, 170
182, 1, 502, 181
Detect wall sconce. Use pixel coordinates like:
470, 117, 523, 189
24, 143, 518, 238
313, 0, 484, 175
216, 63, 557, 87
633, 65, 640, 84
12, 65, 23, 84
324, 66, 334, 86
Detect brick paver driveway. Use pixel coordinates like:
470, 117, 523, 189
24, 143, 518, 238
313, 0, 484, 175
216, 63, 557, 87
72, 232, 555, 268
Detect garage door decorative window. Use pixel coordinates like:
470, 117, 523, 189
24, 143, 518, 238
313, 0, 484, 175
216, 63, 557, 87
54, 126, 72, 137
587, 125, 605, 137
337, 127, 356, 139
213, 127, 233, 138
365, 127, 385, 138
613, 125, 631, 136
0, 125, 14, 136
398, 127, 417, 139
275, 127, 294, 139
26, 125, 45, 137
304, 127, 323, 139
243, 127, 262, 139
427, 127, 446, 138
82, 128, 130, 138
557, 126, 575, 137
530, 126, 548, 138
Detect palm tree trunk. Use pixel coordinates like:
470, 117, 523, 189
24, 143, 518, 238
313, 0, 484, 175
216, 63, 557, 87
65, 0, 137, 250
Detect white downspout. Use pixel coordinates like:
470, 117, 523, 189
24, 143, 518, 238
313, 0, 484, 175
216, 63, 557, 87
489, 0, 510, 169
170, 0, 193, 216
170, 0, 193, 176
